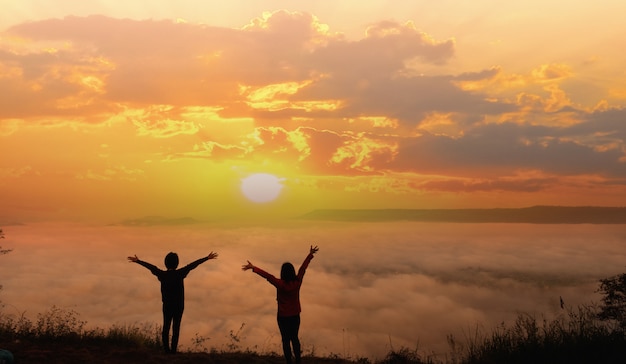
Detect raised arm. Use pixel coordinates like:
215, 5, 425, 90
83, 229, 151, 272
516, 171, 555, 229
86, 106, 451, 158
297, 245, 318, 280
242, 260, 280, 286
181, 251, 218, 274
127, 255, 161, 275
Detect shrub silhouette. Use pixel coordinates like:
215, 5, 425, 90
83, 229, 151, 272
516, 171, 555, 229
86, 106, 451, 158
461, 305, 626, 364
0, 228, 12, 257
598, 272, 626, 329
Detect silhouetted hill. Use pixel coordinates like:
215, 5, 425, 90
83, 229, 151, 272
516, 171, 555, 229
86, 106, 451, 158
298, 206, 626, 224
109, 216, 201, 226
0, 220, 24, 226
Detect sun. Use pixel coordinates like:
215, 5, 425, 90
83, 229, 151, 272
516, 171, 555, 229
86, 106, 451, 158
240, 173, 284, 203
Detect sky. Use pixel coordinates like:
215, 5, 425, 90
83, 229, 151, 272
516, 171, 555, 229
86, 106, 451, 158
1, 0, 626, 223
2, 221, 625, 359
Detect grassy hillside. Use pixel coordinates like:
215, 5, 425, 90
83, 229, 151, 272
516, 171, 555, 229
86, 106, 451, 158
2, 304, 626, 363
0, 307, 360, 363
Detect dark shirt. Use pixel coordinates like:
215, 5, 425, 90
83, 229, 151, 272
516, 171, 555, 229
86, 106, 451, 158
136, 256, 209, 310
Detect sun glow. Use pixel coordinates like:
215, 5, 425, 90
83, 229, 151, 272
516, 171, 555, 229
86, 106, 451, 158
240, 173, 284, 203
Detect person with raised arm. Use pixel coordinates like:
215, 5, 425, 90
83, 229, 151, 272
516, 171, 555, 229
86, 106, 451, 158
128, 251, 218, 354
242, 245, 319, 364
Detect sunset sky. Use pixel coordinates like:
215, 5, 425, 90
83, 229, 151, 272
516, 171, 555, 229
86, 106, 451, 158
2, 1, 626, 223
2, 3, 626, 358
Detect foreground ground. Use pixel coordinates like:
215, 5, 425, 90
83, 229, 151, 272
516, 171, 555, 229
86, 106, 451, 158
0, 339, 358, 364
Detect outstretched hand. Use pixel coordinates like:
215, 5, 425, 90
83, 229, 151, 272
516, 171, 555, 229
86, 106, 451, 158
127, 255, 139, 263
310, 245, 319, 255
242, 260, 254, 271
207, 251, 218, 260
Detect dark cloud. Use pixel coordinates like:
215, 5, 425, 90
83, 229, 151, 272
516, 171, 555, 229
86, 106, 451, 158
390, 122, 626, 178
454, 67, 501, 81
565, 108, 626, 142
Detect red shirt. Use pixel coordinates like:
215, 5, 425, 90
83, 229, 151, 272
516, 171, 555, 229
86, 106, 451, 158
253, 253, 314, 317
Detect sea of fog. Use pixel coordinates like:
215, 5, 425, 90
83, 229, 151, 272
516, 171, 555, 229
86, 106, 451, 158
1, 221, 625, 359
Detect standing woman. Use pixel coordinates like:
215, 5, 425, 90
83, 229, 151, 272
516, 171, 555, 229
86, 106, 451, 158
242, 245, 319, 364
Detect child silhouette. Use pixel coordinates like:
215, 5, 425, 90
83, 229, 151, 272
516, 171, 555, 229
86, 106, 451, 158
128, 251, 218, 353
242, 245, 318, 364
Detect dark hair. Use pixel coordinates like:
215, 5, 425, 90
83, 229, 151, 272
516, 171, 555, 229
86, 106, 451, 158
280, 262, 297, 282
164, 252, 179, 270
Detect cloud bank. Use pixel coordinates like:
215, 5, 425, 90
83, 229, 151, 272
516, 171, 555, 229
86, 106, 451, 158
1, 222, 624, 359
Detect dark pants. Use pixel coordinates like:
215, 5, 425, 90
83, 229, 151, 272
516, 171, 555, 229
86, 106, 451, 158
162, 305, 184, 353
277, 315, 301, 364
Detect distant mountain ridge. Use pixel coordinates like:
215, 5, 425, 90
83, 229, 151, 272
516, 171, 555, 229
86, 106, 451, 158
298, 206, 626, 224
109, 216, 200, 226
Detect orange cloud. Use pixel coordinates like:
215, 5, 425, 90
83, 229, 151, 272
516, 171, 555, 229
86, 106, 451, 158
75, 166, 144, 182
330, 134, 398, 173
